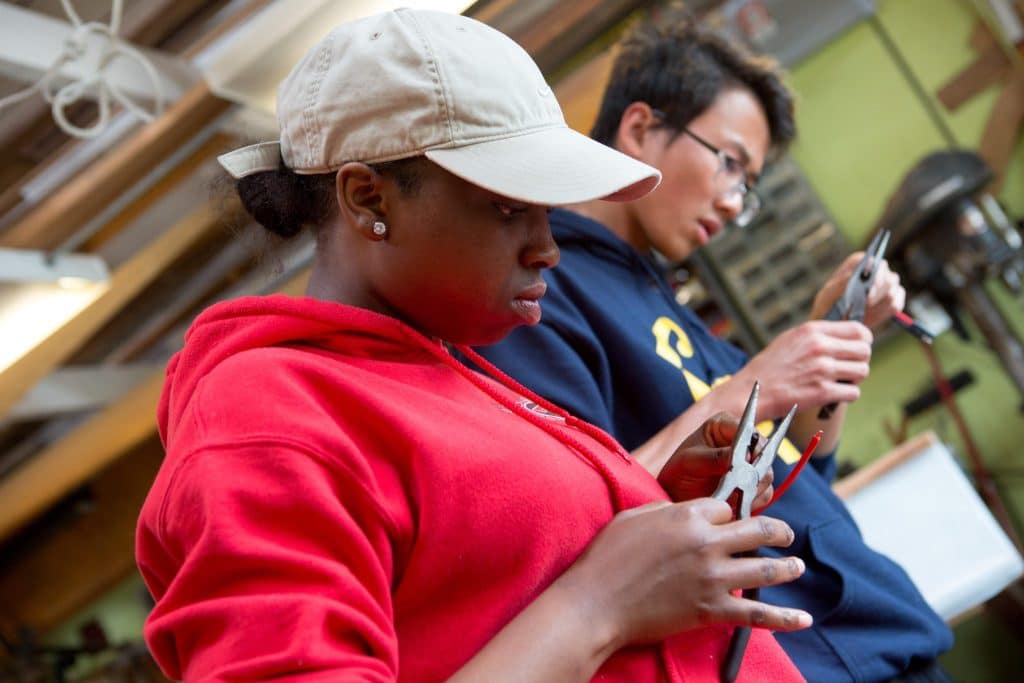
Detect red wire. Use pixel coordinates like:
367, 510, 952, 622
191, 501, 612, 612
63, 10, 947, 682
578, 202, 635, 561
893, 310, 914, 325
754, 430, 823, 515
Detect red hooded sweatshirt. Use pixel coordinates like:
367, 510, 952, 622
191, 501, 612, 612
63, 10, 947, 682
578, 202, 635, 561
136, 295, 802, 682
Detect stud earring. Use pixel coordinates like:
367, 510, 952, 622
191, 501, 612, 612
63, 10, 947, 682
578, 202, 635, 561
372, 220, 387, 238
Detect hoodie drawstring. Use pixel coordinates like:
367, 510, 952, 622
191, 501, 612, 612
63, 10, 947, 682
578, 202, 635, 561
459, 346, 632, 460
405, 330, 629, 512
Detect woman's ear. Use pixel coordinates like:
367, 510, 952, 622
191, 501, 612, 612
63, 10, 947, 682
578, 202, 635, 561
616, 102, 662, 160
336, 162, 389, 241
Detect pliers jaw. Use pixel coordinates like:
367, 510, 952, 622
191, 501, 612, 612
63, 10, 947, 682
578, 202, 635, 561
733, 381, 760, 459
760, 404, 797, 478
711, 382, 797, 519
826, 228, 892, 322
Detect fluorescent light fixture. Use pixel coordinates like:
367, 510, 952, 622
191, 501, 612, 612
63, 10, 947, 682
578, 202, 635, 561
0, 247, 110, 285
0, 280, 109, 373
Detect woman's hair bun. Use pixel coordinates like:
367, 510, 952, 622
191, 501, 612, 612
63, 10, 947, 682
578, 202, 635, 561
235, 157, 334, 238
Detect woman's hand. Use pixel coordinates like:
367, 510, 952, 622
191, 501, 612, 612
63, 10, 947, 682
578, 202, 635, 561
452, 497, 810, 682
657, 413, 772, 513
558, 498, 811, 651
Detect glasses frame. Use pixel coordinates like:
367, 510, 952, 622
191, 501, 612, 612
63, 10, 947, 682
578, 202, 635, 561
649, 108, 763, 228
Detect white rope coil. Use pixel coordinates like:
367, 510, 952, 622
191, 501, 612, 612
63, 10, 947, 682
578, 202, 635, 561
0, 0, 165, 139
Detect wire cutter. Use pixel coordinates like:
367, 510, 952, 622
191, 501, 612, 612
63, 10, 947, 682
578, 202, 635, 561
712, 381, 797, 683
817, 229, 891, 419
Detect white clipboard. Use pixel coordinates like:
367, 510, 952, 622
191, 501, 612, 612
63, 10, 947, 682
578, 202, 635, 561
834, 431, 1024, 622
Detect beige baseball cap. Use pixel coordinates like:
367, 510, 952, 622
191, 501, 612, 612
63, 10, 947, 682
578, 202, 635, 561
217, 8, 660, 205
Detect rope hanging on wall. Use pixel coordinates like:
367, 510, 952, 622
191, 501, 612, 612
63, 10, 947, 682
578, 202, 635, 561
0, 0, 165, 139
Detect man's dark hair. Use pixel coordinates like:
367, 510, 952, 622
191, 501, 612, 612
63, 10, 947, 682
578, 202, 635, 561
590, 5, 796, 153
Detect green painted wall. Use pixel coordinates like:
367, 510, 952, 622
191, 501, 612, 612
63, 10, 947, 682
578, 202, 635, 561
785, 1, 1024, 678
788, 0, 1023, 230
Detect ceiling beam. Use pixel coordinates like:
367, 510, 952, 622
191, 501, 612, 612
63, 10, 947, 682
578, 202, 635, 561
0, 370, 165, 545
0, 81, 231, 251
79, 131, 233, 253
6, 363, 162, 423
0, 435, 165, 634
0, 246, 109, 284
469, 0, 641, 75
466, 0, 524, 24
0, 0, 266, 239
0, 0, 199, 152
0, 266, 309, 545
129, 0, 234, 50
137, 239, 314, 364
473, 0, 559, 37
101, 233, 259, 363
0, 2, 196, 106
513, 0, 638, 72
167, 0, 276, 59
554, 48, 615, 133
0, 198, 237, 424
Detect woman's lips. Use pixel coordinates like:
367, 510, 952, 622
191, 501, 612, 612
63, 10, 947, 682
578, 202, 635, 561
512, 282, 547, 324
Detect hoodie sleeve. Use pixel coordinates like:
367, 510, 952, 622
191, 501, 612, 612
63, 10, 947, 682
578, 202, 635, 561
137, 438, 402, 682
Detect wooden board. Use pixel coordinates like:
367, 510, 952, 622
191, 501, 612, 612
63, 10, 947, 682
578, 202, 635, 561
978, 74, 1024, 192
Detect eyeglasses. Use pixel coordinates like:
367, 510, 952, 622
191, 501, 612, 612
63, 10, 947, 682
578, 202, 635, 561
650, 109, 763, 228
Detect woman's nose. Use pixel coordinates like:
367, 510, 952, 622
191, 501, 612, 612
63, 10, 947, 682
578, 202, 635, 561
522, 211, 560, 270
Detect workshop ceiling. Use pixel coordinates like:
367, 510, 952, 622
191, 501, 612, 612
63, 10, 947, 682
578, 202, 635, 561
0, 0, 655, 646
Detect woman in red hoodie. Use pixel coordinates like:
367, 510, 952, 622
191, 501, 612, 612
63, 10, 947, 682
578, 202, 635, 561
136, 8, 811, 682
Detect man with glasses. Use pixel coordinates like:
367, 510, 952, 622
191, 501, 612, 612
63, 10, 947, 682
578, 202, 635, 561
651, 107, 763, 228
476, 8, 953, 683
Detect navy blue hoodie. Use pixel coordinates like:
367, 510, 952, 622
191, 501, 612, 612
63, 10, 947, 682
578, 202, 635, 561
477, 208, 952, 683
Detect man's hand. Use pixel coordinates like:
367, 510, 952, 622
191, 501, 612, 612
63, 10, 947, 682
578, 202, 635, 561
734, 321, 872, 420
810, 252, 906, 329
657, 413, 772, 512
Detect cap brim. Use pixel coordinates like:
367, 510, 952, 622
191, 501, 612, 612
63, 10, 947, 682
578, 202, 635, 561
425, 125, 661, 205
217, 141, 281, 179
